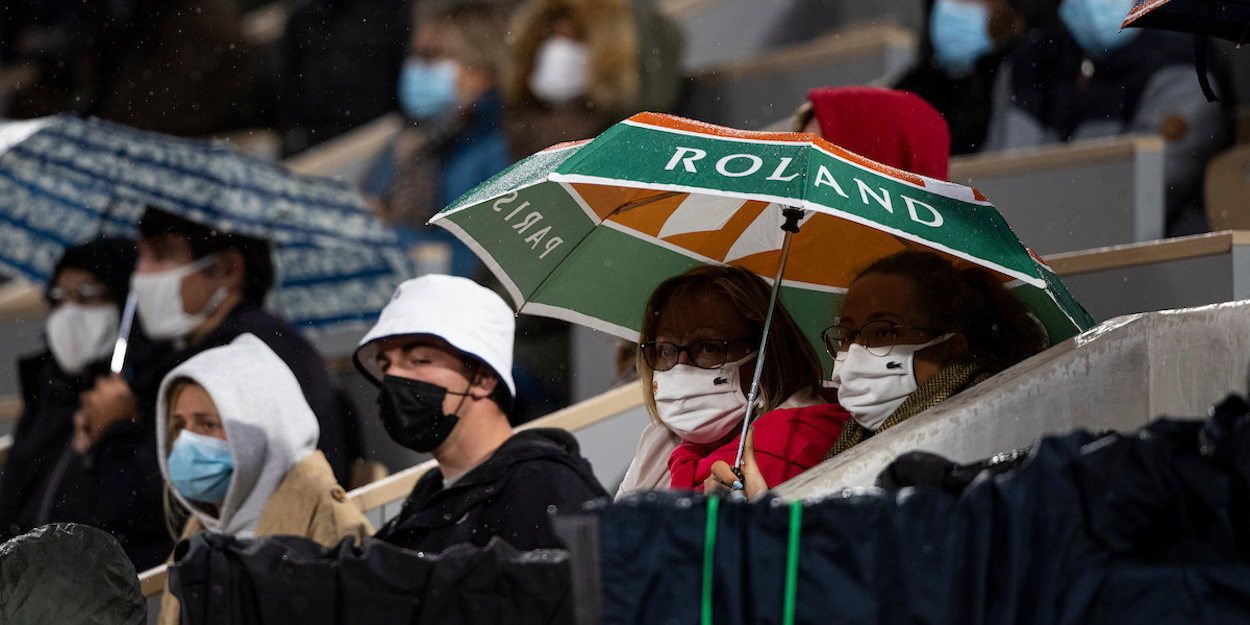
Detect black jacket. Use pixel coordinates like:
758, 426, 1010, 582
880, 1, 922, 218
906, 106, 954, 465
0, 351, 172, 571
128, 304, 361, 484
894, 51, 1008, 156
375, 428, 608, 554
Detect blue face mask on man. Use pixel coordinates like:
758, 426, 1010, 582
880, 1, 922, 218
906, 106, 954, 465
168, 430, 234, 504
1059, 0, 1140, 57
398, 58, 460, 120
930, 0, 995, 77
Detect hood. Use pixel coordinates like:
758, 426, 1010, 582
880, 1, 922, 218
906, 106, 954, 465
503, 0, 640, 116
156, 334, 319, 536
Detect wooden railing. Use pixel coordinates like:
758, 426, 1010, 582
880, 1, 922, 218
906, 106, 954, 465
1043, 230, 1250, 276
947, 134, 1165, 181
283, 114, 403, 178
685, 23, 915, 84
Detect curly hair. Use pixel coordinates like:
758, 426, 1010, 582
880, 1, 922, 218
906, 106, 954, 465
853, 251, 1047, 372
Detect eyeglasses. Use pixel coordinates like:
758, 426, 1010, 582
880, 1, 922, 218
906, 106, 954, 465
640, 336, 758, 371
48, 284, 111, 307
820, 321, 947, 358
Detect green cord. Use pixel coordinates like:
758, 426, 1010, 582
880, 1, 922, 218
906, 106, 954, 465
701, 496, 720, 625
783, 500, 802, 625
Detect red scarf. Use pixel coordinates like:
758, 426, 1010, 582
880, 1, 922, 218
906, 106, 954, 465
668, 402, 850, 491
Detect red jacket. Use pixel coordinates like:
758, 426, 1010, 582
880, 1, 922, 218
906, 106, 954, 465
668, 403, 850, 491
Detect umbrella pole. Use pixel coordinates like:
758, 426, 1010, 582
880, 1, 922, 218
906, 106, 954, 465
109, 292, 137, 375
734, 207, 805, 471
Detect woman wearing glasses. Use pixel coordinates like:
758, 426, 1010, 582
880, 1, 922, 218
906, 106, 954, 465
707, 250, 1047, 497
616, 265, 848, 496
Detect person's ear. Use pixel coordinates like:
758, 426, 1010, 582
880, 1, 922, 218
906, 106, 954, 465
469, 370, 499, 401
211, 250, 247, 293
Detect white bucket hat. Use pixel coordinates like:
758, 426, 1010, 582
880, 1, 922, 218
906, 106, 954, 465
354, 275, 516, 402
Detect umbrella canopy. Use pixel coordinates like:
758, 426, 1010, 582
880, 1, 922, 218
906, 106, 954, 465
1124, 0, 1250, 44
0, 114, 412, 334
1122, 0, 1247, 100
431, 113, 1093, 370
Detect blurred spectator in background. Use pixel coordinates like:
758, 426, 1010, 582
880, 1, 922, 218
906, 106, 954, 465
278, 0, 410, 154
6, 0, 270, 138
894, 0, 1061, 155
500, 0, 683, 159
363, 1, 514, 279
793, 86, 952, 180
75, 207, 361, 488
0, 238, 172, 571
155, 335, 372, 625
984, 0, 1230, 236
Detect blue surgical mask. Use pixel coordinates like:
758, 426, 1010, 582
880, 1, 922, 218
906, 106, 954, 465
398, 58, 459, 120
1059, 0, 1140, 57
930, 0, 994, 77
168, 430, 234, 504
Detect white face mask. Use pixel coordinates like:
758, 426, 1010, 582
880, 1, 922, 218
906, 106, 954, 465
132, 255, 227, 340
46, 303, 120, 375
528, 35, 590, 105
653, 353, 756, 445
829, 334, 954, 431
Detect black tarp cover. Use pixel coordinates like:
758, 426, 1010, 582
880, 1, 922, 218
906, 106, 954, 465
0, 523, 146, 625
168, 533, 573, 625
596, 402, 1250, 625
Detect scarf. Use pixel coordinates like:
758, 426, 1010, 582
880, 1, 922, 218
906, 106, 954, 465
825, 357, 995, 459
381, 97, 487, 227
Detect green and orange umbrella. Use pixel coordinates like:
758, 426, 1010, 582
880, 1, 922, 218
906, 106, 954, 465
432, 111, 1093, 468
431, 112, 1092, 367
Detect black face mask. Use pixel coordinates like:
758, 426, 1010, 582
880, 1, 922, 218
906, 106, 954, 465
376, 375, 471, 453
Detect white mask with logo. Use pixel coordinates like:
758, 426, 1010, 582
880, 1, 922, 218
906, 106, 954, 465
46, 303, 120, 375
829, 334, 954, 431
132, 255, 227, 340
528, 35, 590, 105
653, 353, 757, 445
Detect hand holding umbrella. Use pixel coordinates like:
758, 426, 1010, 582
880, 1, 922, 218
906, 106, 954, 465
72, 374, 138, 454
706, 428, 767, 499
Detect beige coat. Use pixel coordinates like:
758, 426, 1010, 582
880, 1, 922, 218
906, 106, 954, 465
157, 451, 373, 625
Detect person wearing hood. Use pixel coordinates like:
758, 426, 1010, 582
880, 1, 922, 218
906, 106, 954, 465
893, 0, 1060, 155
619, 265, 846, 498
0, 237, 173, 571
362, 1, 514, 279
354, 275, 608, 553
792, 86, 952, 180
500, 0, 683, 160
983, 0, 1229, 236
154, 334, 372, 625
705, 251, 1048, 496
73, 207, 361, 485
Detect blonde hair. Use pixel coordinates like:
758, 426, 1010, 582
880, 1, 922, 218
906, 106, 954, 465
161, 377, 200, 538
415, 2, 511, 78
636, 265, 823, 424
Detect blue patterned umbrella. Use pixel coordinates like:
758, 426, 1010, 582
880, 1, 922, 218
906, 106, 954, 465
0, 114, 413, 335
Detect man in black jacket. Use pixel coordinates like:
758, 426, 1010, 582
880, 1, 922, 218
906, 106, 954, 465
353, 275, 607, 553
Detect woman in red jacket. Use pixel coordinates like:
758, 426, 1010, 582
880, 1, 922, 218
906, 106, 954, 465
619, 265, 848, 494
